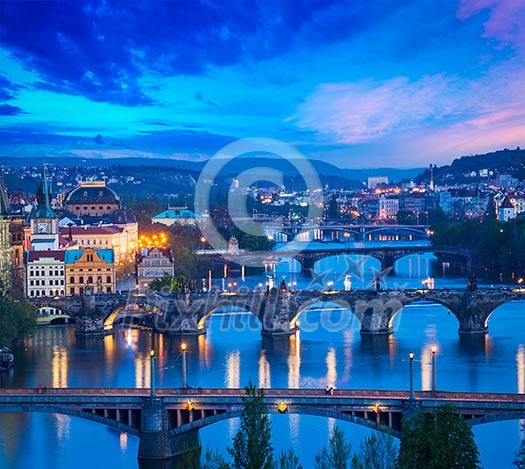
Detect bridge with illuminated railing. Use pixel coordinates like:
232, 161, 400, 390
263, 223, 431, 243
1, 387, 525, 461
196, 245, 474, 273
29, 286, 525, 338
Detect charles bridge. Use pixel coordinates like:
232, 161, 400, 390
30, 286, 525, 337
1, 387, 525, 462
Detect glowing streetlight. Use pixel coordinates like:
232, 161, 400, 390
149, 349, 155, 396
181, 343, 187, 389
431, 345, 437, 394
409, 352, 415, 400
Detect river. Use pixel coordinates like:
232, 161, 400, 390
1, 252, 524, 468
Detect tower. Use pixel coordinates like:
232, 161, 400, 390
0, 175, 11, 294
30, 167, 59, 251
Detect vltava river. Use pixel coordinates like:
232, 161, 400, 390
1, 253, 524, 468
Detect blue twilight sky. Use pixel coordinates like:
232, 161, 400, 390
0, 0, 524, 168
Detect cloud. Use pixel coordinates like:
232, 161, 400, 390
292, 74, 466, 143
195, 91, 218, 107
457, 0, 525, 50
0, 1, 400, 106
292, 60, 525, 162
0, 104, 25, 115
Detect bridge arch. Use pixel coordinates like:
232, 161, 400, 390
0, 405, 140, 437
387, 297, 461, 330
466, 411, 525, 427
169, 406, 400, 439
196, 302, 263, 330
290, 298, 360, 331
481, 299, 525, 329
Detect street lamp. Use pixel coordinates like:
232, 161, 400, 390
431, 345, 437, 394
181, 342, 187, 389
149, 349, 155, 396
409, 352, 415, 400
267, 234, 273, 251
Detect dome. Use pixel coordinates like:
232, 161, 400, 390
66, 182, 119, 205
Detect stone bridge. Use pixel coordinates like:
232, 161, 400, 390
1, 387, 525, 462
264, 223, 430, 242
30, 287, 525, 337
196, 245, 475, 273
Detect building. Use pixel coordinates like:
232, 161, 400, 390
59, 225, 136, 265
378, 194, 399, 219
152, 207, 200, 227
25, 250, 65, 298
498, 196, 516, 222
495, 192, 525, 220
65, 180, 120, 217
65, 247, 116, 296
0, 176, 11, 294
137, 247, 174, 287
30, 168, 60, 251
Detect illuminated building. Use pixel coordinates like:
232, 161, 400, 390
59, 225, 136, 264
25, 250, 65, 297
65, 180, 120, 217
137, 247, 174, 287
65, 247, 116, 295
152, 206, 201, 227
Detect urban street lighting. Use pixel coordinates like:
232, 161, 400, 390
149, 349, 155, 396
409, 352, 415, 400
181, 342, 187, 389
431, 345, 437, 394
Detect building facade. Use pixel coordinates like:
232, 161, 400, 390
25, 250, 65, 298
65, 180, 120, 217
65, 248, 116, 296
137, 247, 174, 287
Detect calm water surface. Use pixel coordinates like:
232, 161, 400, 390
1, 254, 524, 468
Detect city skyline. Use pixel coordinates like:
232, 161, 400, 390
0, 0, 524, 168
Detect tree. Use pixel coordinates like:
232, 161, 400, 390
0, 293, 36, 347
514, 438, 525, 468
148, 272, 173, 292
398, 404, 480, 469
202, 447, 231, 469
315, 425, 352, 469
227, 381, 273, 469
351, 433, 398, 469
276, 448, 303, 469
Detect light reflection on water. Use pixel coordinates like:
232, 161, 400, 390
0, 254, 525, 468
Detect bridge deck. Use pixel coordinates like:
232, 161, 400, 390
1, 388, 524, 403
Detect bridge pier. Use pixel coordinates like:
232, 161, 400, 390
138, 397, 201, 465
75, 292, 105, 335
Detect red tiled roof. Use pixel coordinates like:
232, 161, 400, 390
59, 225, 124, 236
27, 250, 65, 262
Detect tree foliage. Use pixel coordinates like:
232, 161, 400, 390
514, 438, 525, 468
351, 432, 398, 469
202, 447, 231, 469
0, 293, 36, 347
276, 448, 303, 469
397, 404, 480, 469
430, 215, 525, 279
228, 381, 273, 469
315, 425, 352, 469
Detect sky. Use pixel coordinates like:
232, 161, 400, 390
0, 0, 524, 168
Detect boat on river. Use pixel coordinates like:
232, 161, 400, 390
0, 347, 14, 371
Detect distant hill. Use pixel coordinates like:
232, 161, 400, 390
0, 155, 422, 185
417, 147, 525, 184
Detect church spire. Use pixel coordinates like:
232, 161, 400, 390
33, 166, 58, 219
